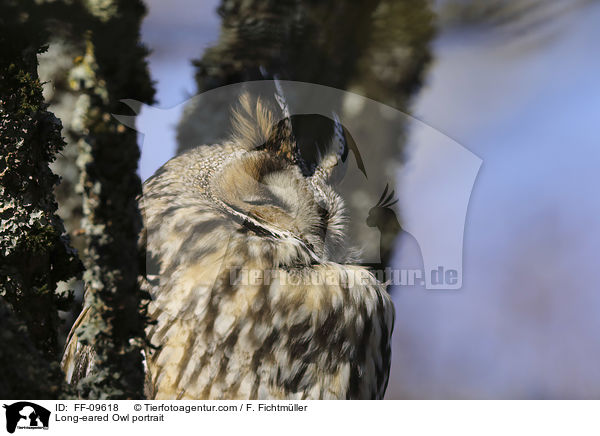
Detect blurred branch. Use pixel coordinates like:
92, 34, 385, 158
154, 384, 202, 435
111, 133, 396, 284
177, 0, 381, 154
437, 0, 595, 34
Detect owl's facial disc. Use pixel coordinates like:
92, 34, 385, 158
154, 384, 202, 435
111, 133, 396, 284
213, 152, 326, 243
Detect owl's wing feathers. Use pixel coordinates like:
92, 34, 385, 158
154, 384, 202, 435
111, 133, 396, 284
61, 304, 96, 386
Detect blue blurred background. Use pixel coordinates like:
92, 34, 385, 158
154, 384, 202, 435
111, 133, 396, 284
137, 0, 600, 399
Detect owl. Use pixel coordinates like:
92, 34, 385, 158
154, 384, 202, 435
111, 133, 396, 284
62, 89, 394, 399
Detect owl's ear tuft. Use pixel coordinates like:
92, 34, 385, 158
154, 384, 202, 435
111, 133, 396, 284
231, 93, 276, 150
231, 92, 304, 171
264, 117, 297, 163
267, 76, 301, 166
311, 112, 347, 183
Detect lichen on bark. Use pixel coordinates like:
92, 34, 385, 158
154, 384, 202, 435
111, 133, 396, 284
0, 0, 83, 398
63, 0, 155, 399
0, 0, 83, 361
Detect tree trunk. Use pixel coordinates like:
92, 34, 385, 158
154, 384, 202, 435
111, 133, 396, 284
0, 0, 83, 398
61, 0, 156, 399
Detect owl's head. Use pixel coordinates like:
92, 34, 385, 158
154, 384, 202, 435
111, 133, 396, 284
207, 92, 353, 266
143, 90, 356, 270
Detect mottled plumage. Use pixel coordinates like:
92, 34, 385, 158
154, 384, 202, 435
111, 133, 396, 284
63, 91, 394, 399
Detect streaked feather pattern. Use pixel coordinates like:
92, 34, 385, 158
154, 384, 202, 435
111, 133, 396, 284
62, 93, 394, 399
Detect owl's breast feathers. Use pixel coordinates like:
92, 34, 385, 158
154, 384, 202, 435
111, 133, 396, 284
139, 153, 394, 399
145, 256, 393, 400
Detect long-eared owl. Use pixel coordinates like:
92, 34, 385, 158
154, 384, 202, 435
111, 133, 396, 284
62, 89, 394, 400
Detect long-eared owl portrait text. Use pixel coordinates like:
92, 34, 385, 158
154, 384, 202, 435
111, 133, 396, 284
62, 86, 394, 400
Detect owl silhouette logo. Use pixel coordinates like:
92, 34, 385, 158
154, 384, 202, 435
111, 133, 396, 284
2, 402, 50, 434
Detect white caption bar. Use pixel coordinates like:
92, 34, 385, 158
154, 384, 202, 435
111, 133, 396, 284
0, 400, 597, 436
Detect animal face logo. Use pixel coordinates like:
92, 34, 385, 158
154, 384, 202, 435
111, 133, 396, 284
3, 402, 50, 434
116, 80, 481, 291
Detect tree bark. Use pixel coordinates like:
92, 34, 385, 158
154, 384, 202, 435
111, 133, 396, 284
61, 0, 155, 399
0, 0, 83, 398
